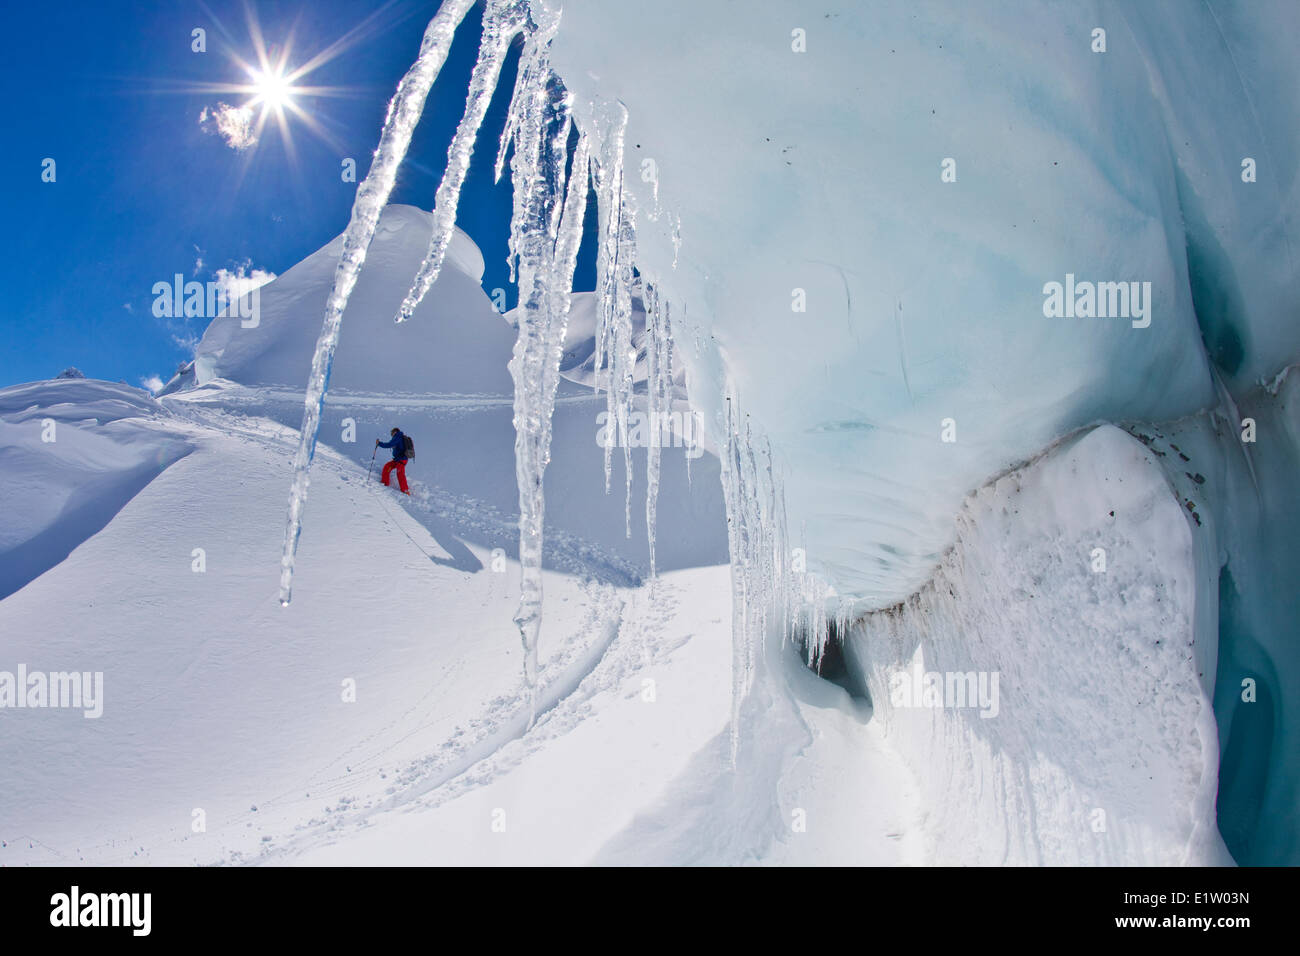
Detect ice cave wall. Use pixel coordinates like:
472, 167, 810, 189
541, 0, 1300, 862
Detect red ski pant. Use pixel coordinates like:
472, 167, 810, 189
381, 460, 409, 494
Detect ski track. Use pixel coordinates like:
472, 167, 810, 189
259, 577, 691, 864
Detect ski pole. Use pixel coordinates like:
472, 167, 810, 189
367, 444, 377, 480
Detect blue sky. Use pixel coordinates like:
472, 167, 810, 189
2, 0, 588, 389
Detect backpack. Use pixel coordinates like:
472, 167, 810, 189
403, 434, 415, 459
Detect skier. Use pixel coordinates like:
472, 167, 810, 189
375, 426, 411, 495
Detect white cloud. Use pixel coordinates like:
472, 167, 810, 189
199, 103, 257, 151
170, 329, 201, 352
140, 375, 165, 394
122, 302, 134, 314
213, 262, 276, 301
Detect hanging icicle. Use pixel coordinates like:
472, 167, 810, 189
642, 282, 678, 581
394, 0, 530, 324
587, 104, 629, 498
500, 10, 591, 724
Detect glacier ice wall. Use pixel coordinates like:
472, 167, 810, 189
538, 0, 1299, 862
1120, 371, 1300, 865
544, 0, 1299, 607
845, 424, 1228, 864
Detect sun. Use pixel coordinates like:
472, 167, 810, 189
249, 66, 295, 112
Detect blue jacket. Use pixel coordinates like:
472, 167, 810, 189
378, 430, 408, 461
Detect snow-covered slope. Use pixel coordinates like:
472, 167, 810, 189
172, 207, 507, 396
0, 381, 723, 864
0, 380, 192, 601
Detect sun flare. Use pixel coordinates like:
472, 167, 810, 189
250, 67, 295, 111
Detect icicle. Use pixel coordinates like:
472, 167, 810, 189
503, 20, 586, 724
714, 384, 818, 763
643, 284, 662, 579
740, 414, 771, 643
278, 0, 477, 606
763, 438, 787, 640
641, 282, 677, 581
395, 0, 528, 323
765, 437, 793, 649
493, 28, 538, 188
541, 131, 590, 405
720, 395, 755, 766
500, 18, 561, 284
588, 105, 630, 495
614, 211, 637, 539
